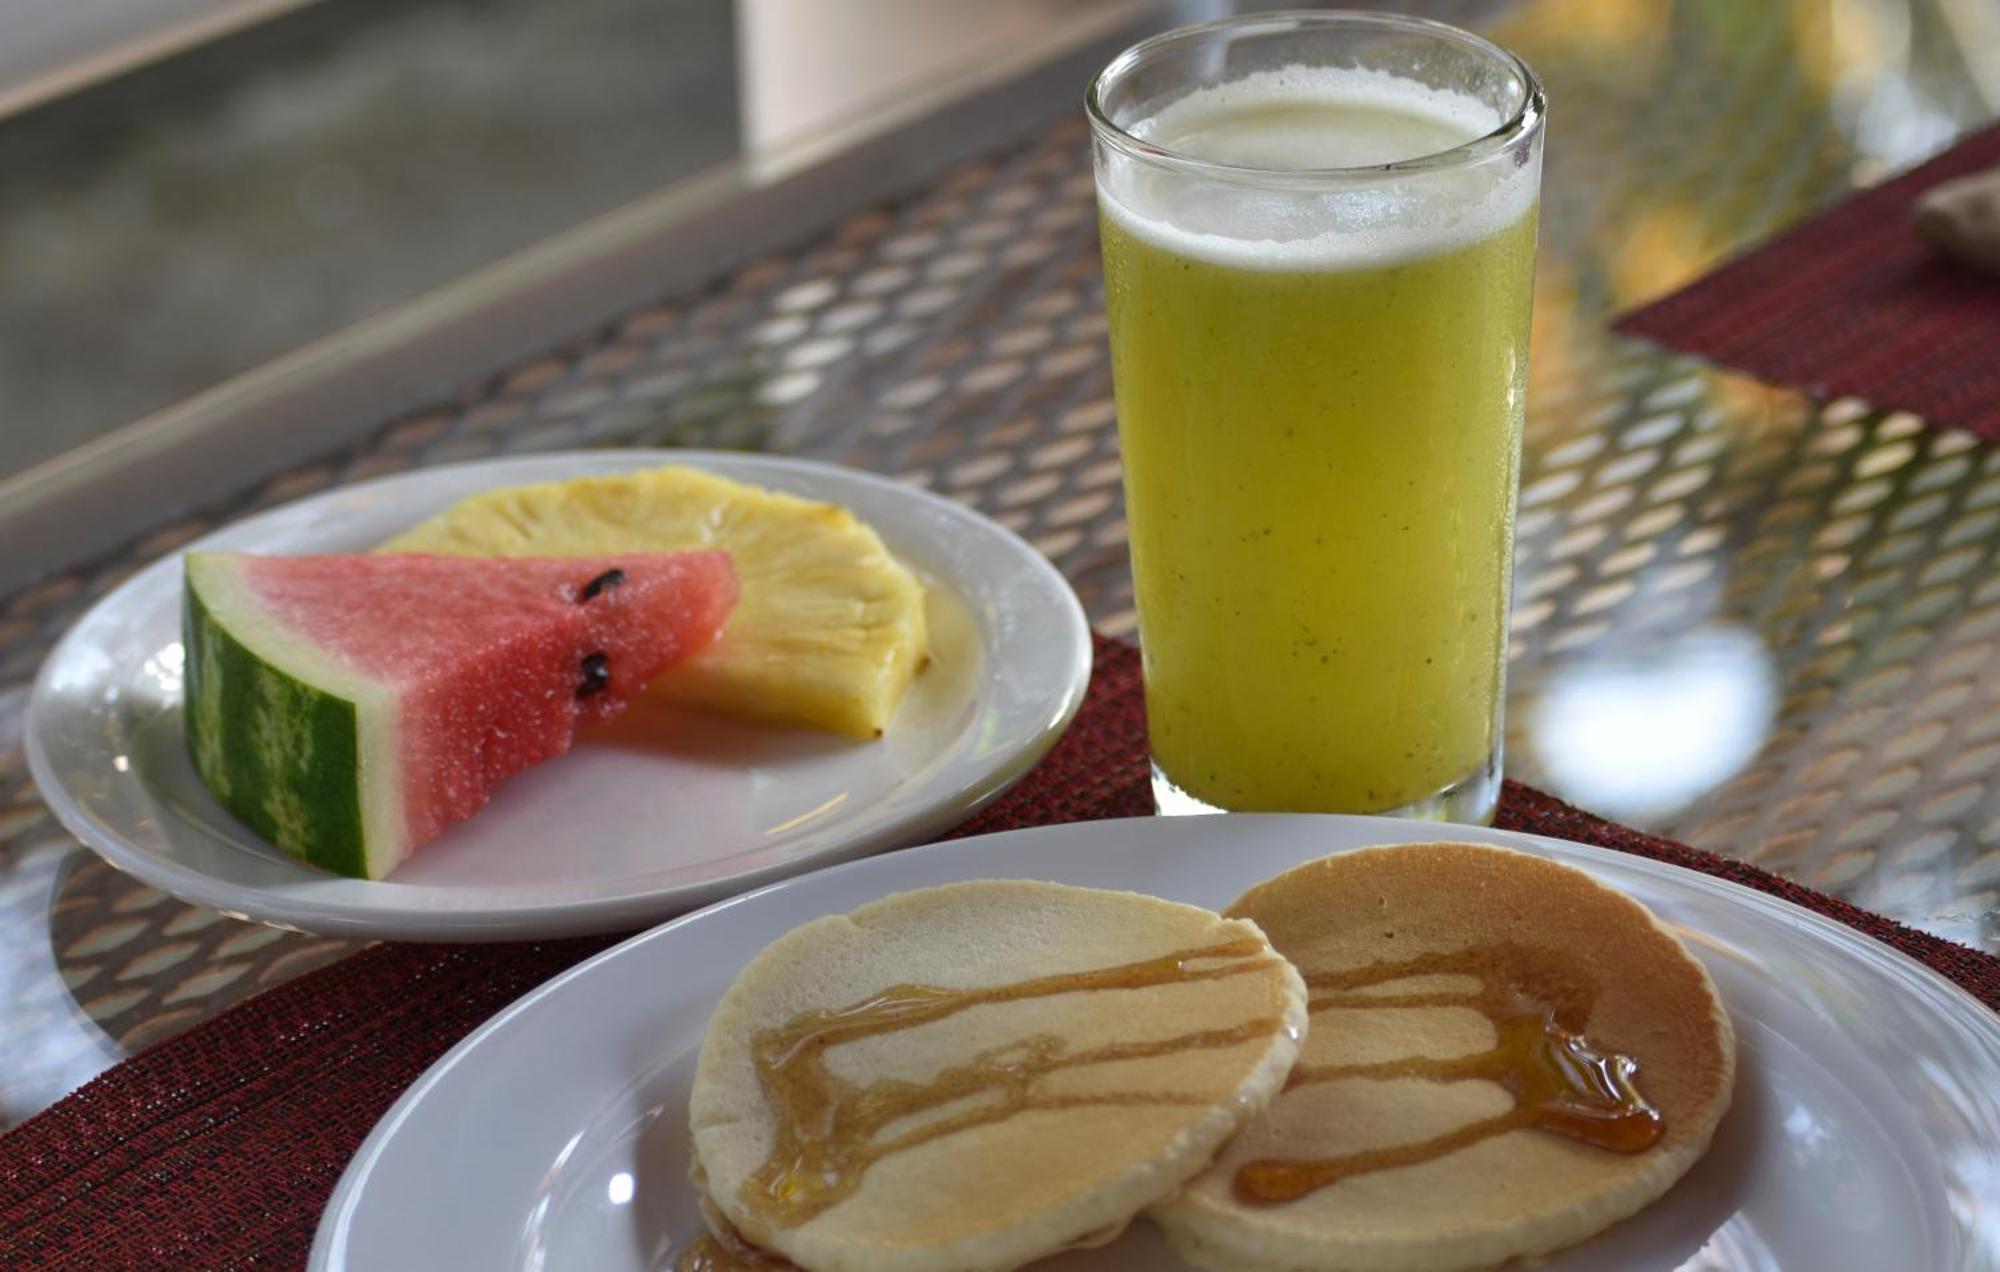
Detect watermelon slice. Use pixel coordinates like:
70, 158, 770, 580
183, 551, 737, 879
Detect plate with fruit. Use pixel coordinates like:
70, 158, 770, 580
25, 450, 1091, 939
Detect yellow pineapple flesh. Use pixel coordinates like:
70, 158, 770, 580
380, 466, 927, 738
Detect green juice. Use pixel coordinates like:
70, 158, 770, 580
1100, 86, 1538, 813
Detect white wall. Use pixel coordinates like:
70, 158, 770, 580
736, 0, 1133, 150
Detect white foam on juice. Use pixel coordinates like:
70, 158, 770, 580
1099, 65, 1537, 271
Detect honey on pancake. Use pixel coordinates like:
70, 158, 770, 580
1234, 943, 1663, 1205
737, 938, 1286, 1228
678, 1230, 799, 1271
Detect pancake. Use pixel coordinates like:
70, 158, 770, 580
1152, 842, 1735, 1272
688, 879, 1309, 1272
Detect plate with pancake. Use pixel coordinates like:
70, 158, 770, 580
311, 815, 2000, 1271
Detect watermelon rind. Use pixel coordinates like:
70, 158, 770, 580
183, 553, 404, 879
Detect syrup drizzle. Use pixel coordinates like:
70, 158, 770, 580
738, 938, 1284, 1228
1232, 943, 1662, 1204
678, 940, 1663, 1266
677, 1231, 797, 1271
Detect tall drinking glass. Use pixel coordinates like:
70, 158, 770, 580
1088, 12, 1543, 822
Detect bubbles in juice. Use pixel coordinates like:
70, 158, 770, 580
1099, 66, 1539, 813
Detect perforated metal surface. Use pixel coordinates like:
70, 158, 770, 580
3, 0, 1999, 1125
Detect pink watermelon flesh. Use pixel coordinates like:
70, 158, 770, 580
238, 551, 736, 853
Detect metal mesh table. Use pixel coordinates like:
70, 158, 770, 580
3, 0, 1999, 1126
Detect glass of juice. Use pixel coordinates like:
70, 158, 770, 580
1088, 12, 1544, 822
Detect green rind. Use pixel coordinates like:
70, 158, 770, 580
184, 562, 370, 878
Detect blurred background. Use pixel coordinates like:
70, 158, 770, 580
7, 0, 1995, 489
0, 0, 1171, 483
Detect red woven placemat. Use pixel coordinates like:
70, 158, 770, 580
2, 634, 1995, 1270
1615, 121, 2000, 442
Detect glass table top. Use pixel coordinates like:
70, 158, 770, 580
2, 0, 1998, 1129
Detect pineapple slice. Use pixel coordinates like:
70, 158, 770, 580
381, 466, 927, 739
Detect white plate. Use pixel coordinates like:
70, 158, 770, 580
311, 815, 2000, 1272
25, 450, 1090, 940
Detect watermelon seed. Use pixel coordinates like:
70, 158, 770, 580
577, 652, 611, 697
580, 568, 627, 600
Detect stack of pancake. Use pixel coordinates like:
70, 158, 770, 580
684, 843, 1736, 1271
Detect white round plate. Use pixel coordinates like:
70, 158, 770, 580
312, 815, 2000, 1272
26, 450, 1090, 940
